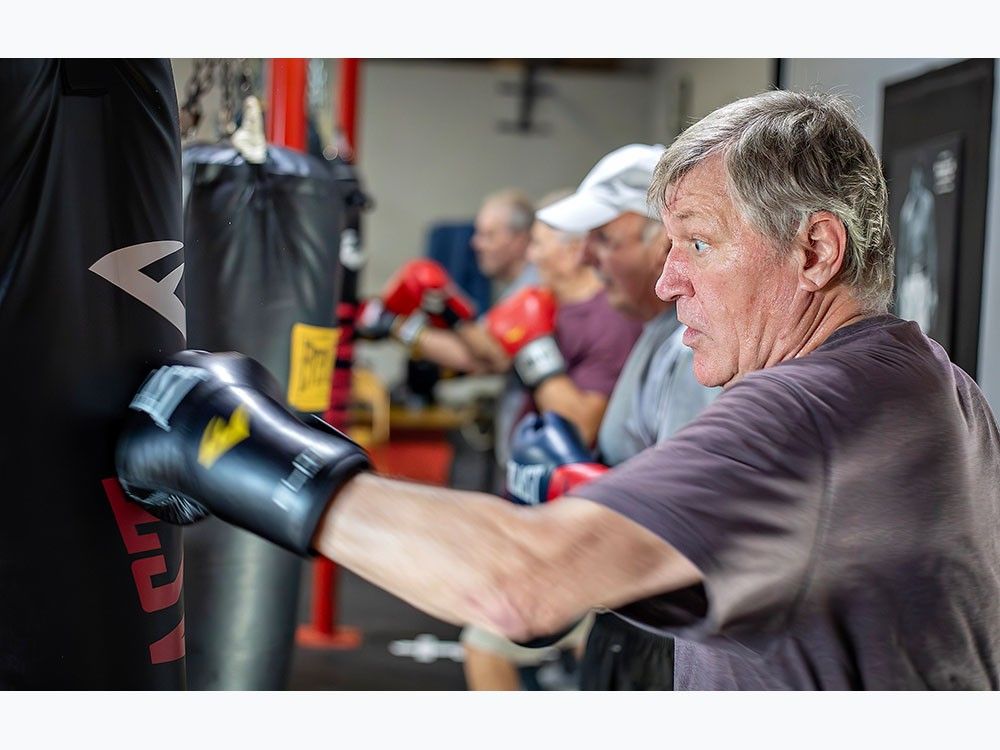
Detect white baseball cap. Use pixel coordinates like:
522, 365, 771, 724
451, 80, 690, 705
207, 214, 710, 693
536, 143, 666, 233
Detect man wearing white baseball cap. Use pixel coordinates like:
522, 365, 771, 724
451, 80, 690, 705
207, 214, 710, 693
536, 144, 720, 690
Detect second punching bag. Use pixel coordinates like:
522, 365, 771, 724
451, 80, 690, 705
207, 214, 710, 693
181, 141, 345, 689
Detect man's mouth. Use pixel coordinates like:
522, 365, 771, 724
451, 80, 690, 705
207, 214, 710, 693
682, 326, 703, 347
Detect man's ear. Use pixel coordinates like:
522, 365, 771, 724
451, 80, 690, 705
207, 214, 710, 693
798, 211, 847, 292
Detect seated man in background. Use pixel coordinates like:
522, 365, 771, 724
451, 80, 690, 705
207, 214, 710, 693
460, 190, 643, 689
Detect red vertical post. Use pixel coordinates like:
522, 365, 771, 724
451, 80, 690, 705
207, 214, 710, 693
297, 58, 364, 650
338, 58, 360, 154
266, 58, 308, 149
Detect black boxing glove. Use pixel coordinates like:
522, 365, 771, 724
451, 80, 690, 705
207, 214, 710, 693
116, 350, 372, 556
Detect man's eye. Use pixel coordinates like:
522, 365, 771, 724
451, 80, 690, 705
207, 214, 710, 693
693, 239, 710, 254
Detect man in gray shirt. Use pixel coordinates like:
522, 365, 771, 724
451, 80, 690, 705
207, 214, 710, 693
537, 144, 718, 688
119, 90, 1000, 690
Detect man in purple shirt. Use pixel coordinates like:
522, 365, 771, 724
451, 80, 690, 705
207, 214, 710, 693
118, 90, 1000, 689
462, 190, 642, 690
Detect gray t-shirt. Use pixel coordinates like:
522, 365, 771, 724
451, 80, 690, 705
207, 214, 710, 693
492, 263, 541, 467
598, 307, 720, 466
576, 315, 1000, 689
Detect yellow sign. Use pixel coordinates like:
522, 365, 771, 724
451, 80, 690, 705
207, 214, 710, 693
288, 323, 340, 412
198, 405, 251, 469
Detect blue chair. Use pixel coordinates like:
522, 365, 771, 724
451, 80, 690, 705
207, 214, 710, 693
425, 222, 492, 316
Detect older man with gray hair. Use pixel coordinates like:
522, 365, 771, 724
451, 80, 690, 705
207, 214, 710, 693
118, 90, 1000, 689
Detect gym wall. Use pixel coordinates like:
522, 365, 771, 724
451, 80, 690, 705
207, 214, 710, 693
346, 61, 656, 296
649, 58, 777, 137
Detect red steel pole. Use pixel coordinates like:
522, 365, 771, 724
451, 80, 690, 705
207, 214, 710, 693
266, 58, 307, 149
338, 58, 360, 155
298, 58, 364, 650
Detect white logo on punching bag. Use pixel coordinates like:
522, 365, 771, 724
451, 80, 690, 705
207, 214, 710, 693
89, 240, 186, 337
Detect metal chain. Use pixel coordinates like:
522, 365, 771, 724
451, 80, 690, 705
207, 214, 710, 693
218, 59, 237, 138
179, 59, 261, 142
179, 59, 217, 141
219, 59, 260, 139
237, 58, 255, 99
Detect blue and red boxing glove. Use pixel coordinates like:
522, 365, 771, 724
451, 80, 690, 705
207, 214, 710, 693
504, 411, 607, 648
505, 411, 608, 506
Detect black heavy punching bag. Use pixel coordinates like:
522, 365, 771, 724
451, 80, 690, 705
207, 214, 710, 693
0, 60, 186, 688
180, 140, 345, 689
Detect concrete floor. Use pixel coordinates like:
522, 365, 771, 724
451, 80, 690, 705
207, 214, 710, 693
288, 566, 467, 690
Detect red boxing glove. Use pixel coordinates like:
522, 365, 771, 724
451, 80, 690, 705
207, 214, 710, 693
382, 259, 477, 329
485, 286, 566, 388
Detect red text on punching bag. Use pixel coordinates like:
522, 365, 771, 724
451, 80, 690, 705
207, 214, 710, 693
102, 478, 185, 664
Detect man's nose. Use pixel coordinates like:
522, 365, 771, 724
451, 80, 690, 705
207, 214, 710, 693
655, 248, 692, 302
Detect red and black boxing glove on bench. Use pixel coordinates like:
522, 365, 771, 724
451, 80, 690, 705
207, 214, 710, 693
356, 258, 477, 346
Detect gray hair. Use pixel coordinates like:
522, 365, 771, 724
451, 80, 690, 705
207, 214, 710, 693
483, 188, 536, 234
649, 90, 893, 311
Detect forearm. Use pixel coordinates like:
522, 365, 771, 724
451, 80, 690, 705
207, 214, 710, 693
413, 327, 488, 373
533, 376, 607, 447
458, 323, 511, 373
311, 473, 543, 635
310, 474, 702, 641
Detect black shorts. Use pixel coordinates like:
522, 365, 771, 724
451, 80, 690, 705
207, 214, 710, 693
579, 611, 675, 690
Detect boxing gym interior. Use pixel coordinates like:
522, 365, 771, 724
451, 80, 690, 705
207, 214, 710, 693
4, 52, 1000, 737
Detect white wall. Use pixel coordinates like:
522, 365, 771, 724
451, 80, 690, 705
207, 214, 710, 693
784, 58, 1000, 410
348, 61, 656, 295
652, 59, 776, 138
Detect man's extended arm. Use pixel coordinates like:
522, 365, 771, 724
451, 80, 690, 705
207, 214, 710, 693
115, 350, 700, 642
313, 473, 701, 641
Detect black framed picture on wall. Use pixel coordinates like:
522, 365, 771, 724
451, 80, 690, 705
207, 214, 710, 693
882, 58, 994, 378
885, 134, 963, 352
